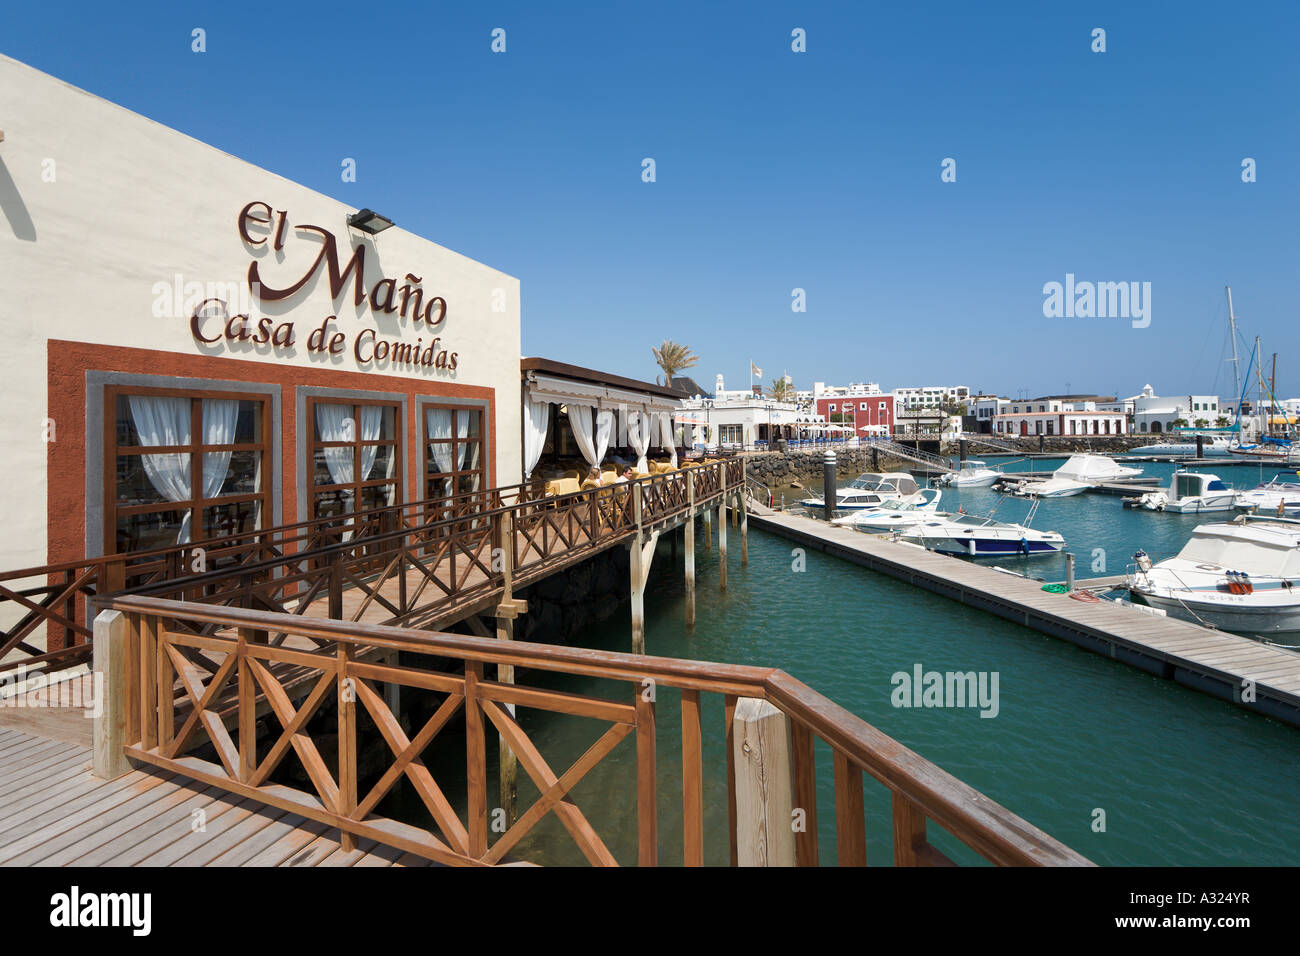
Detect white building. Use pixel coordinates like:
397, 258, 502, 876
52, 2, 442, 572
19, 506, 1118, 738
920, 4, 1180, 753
892, 385, 971, 411
0, 54, 523, 570
1131, 387, 1225, 434
970, 395, 1010, 433
678, 395, 806, 449
994, 397, 1128, 437
813, 381, 883, 399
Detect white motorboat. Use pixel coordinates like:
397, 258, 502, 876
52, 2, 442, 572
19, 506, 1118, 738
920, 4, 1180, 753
937, 459, 999, 488
1130, 471, 1235, 513
799, 472, 925, 512
1233, 475, 1300, 516
831, 489, 944, 532
1129, 435, 1234, 457
1006, 453, 1143, 499
1126, 516, 1300, 634
896, 500, 1065, 557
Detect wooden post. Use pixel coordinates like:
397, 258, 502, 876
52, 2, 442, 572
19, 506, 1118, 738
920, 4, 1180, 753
630, 485, 646, 655
337, 640, 357, 851
731, 697, 796, 866
496, 513, 518, 828
92, 609, 131, 780
685, 471, 696, 629
703, 505, 712, 551
738, 491, 748, 567
465, 660, 488, 858
630, 533, 646, 655
718, 500, 727, 591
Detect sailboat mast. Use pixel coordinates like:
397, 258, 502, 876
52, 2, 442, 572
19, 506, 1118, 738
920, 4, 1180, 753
1226, 285, 1241, 405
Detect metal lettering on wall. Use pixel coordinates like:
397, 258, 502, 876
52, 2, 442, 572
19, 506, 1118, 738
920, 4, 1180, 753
188, 201, 459, 372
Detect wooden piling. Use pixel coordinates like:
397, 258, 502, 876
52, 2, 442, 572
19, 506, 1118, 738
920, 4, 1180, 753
718, 500, 727, 591
685, 473, 696, 629
739, 491, 748, 567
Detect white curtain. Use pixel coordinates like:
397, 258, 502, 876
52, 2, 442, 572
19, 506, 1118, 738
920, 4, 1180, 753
426, 406, 455, 500
627, 409, 651, 472
359, 405, 383, 485
129, 395, 194, 543
315, 403, 356, 487
594, 409, 613, 466
202, 399, 239, 502
522, 399, 549, 478
656, 411, 678, 467
359, 405, 392, 505
567, 403, 599, 467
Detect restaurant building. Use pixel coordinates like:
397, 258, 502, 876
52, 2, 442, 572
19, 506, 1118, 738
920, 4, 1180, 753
0, 54, 522, 570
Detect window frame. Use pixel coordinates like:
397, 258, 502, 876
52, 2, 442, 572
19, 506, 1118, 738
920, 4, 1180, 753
104, 384, 271, 555
421, 402, 487, 503
306, 395, 404, 521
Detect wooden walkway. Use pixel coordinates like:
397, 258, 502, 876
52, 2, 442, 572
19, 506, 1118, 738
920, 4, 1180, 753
0, 728, 437, 867
750, 509, 1300, 727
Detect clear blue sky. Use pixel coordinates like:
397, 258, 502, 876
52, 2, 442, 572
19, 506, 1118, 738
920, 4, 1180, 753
6, 1, 1298, 400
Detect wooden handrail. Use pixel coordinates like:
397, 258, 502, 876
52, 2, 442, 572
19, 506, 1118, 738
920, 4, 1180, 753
100, 594, 1090, 868
2, 461, 740, 678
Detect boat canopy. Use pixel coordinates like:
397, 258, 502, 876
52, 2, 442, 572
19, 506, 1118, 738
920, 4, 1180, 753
1175, 523, 1300, 577
1054, 454, 1140, 482
849, 473, 919, 495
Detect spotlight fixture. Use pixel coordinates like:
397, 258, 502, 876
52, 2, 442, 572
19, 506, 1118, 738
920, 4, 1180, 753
346, 208, 395, 234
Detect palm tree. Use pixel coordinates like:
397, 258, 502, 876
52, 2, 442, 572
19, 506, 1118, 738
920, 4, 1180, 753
767, 377, 795, 403
651, 340, 698, 386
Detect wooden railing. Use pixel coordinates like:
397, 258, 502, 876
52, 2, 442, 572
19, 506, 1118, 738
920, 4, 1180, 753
96, 595, 1090, 867
122, 461, 740, 635
1, 462, 742, 678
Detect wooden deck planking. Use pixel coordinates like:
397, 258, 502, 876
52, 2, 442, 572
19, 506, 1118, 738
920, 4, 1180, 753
751, 510, 1300, 727
0, 730, 426, 866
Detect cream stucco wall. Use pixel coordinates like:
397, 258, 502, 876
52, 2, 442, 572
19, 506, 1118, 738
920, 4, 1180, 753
0, 54, 522, 568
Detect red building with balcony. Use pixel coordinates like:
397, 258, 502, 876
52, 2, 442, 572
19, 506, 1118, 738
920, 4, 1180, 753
815, 394, 894, 436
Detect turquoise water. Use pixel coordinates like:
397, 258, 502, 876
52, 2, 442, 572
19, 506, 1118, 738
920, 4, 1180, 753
397, 455, 1300, 866
785, 455, 1298, 583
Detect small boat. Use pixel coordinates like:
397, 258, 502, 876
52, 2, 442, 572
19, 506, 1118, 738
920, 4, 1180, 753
1233, 474, 1300, 516
1129, 471, 1235, 513
831, 489, 944, 532
937, 459, 999, 488
1006, 453, 1142, 498
1229, 436, 1300, 463
1126, 516, 1300, 633
896, 500, 1065, 557
799, 472, 925, 512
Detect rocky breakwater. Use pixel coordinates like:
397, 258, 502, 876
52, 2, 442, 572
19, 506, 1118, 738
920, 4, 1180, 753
743, 448, 919, 487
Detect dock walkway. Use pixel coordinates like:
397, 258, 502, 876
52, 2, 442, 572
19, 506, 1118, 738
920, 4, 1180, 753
0, 727, 436, 866
750, 509, 1300, 727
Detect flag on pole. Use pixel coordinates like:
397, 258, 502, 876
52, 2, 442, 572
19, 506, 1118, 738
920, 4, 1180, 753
751, 362, 762, 378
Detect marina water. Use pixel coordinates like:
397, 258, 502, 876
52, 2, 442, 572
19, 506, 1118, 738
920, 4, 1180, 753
411, 456, 1300, 866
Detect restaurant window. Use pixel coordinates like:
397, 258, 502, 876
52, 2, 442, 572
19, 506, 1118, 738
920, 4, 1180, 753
309, 398, 401, 520
424, 405, 484, 502
107, 387, 268, 554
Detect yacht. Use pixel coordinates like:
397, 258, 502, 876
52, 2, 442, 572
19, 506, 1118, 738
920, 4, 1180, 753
1126, 516, 1300, 633
1130, 471, 1235, 513
1129, 435, 1233, 457
831, 489, 944, 532
1006, 453, 1142, 498
937, 459, 999, 488
1233, 475, 1300, 517
896, 501, 1065, 557
799, 472, 925, 512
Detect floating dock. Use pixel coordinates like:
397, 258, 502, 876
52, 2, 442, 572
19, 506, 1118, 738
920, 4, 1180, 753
749, 509, 1300, 727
